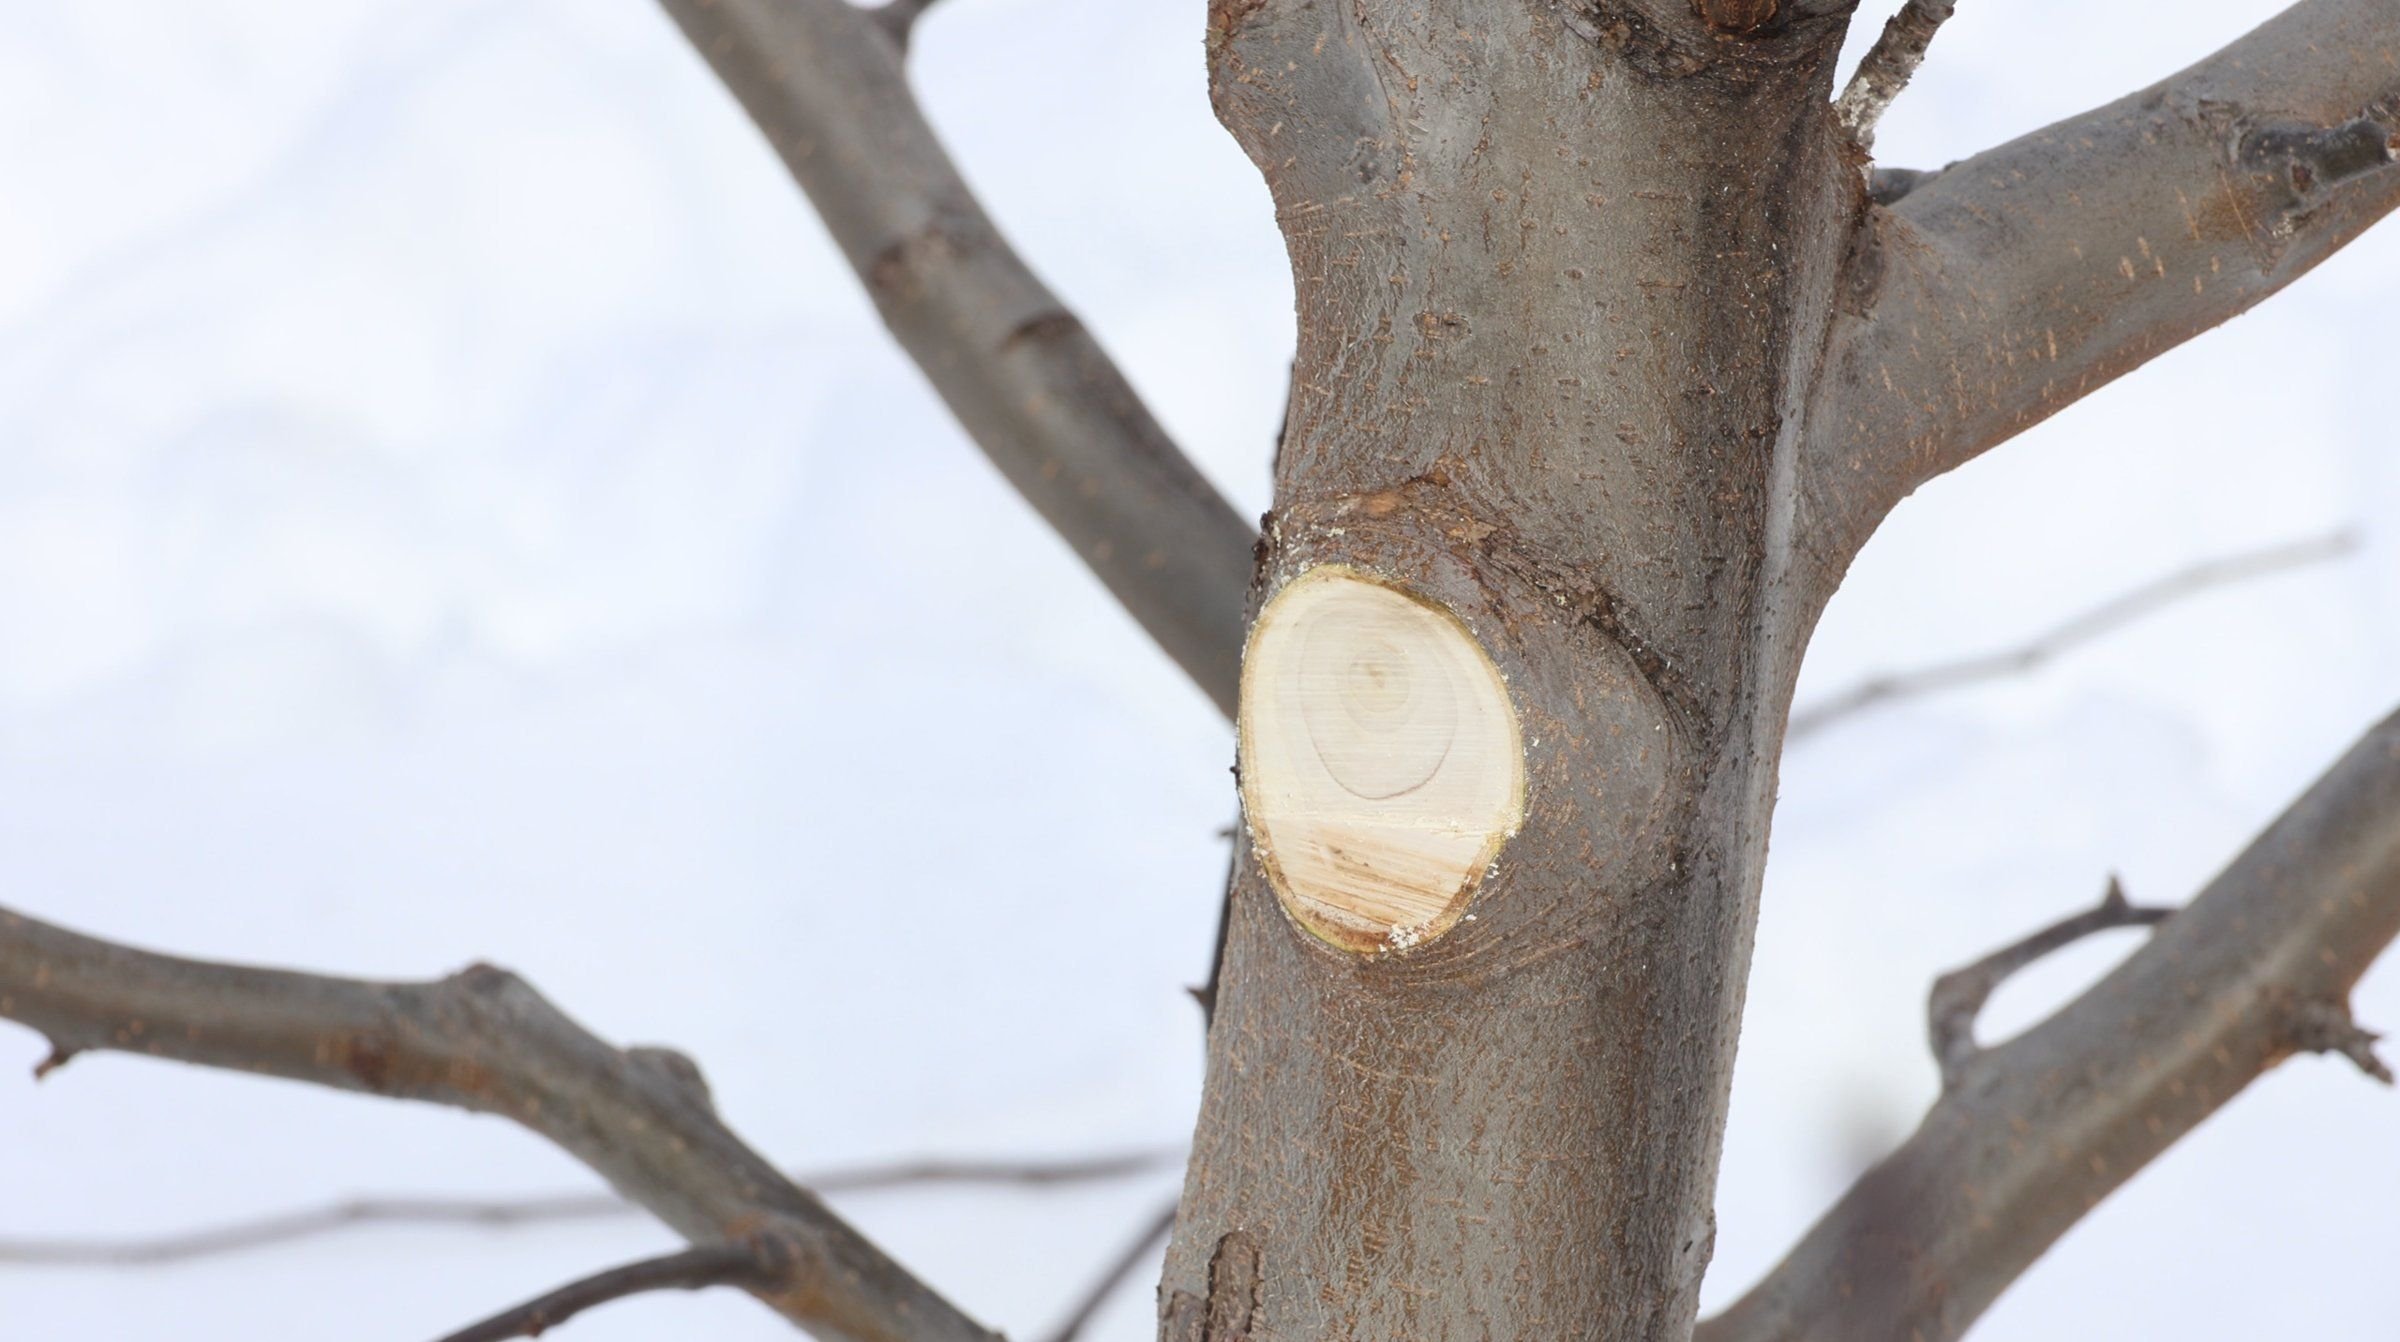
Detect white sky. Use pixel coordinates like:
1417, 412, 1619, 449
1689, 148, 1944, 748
0, 1, 2394, 1339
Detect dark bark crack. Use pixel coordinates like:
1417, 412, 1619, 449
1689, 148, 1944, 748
2235, 105, 2400, 236
1164, 1231, 1263, 1342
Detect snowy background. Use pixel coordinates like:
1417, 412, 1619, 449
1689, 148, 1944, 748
0, 1, 2393, 1338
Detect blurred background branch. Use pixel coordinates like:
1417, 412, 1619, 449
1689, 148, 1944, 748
0, 1149, 1181, 1268
1788, 528, 2359, 742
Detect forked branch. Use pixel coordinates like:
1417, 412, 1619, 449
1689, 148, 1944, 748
0, 906, 998, 1342
1812, 0, 2400, 545
1702, 704, 2400, 1342
1925, 876, 2173, 1090
656, 0, 1257, 715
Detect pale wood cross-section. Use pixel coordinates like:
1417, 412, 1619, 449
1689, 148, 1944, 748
1238, 567, 1527, 953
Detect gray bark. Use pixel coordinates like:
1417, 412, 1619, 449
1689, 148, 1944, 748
7, 3, 2400, 1340
0, 907, 997, 1342
1169, 3, 1858, 1336
1166, 1, 2400, 1339
1811, 0, 2400, 548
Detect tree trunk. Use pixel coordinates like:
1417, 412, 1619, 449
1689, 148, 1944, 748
1167, 3, 1862, 1336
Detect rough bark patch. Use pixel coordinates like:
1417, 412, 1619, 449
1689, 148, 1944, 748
1237, 566, 1524, 954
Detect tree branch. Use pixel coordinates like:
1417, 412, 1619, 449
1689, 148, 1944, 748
1811, 0, 2400, 543
1925, 876, 2174, 1091
0, 906, 999, 1342
872, 0, 941, 52
1785, 527, 2357, 742
1835, 0, 1960, 149
656, 0, 1257, 716
1037, 1195, 1179, 1342
1701, 703, 2400, 1342
438, 1243, 779, 1342
0, 1149, 1179, 1268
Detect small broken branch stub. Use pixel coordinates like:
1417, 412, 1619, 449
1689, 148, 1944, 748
2290, 999, 2395, 1084
1237, 567, 1525, 955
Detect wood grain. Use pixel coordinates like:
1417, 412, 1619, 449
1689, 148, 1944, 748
1236, 567, 1524, 953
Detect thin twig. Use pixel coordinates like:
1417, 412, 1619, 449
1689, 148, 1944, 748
0, 1194, 623, 1268
1927, 875, 2174, 1091
1787, 528, 2358, 742
1039, 1196, 1180, 1342
437, 1243, 779, 1342
1835, 0, 1961, 149
0, 906, 999, 1342
1189, 832, 1242, 1028
0, 1150, 1181, 1268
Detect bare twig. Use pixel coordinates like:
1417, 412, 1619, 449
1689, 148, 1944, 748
1835, 0, 1959, 148
0, 906, 999, 1342
806, 1149, 1180, 1193
1701, 703, 2400, 1342
1188, 831, 1243, 1028
1926, 875, 2174, 1090
437, 1242, 779, 1342
0, 1194, 624, 1268
1787, 529, 2357, 742
1038, 1195, 1180, 1342
0, 1149, 1180, 1268
657, 0, 1256, 716
872, 0, 940, 50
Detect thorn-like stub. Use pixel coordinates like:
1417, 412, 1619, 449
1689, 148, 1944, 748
1237, 567, 1525, 955
31, 1042, 74, 1081
2291, 999, 2394, 1084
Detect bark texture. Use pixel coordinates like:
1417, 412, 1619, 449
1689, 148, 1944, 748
1167, 1, 2400, 1339
12, 3, 2400, 1340
1169, 3, 1861, 1337
1810, 0, 2400, 545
